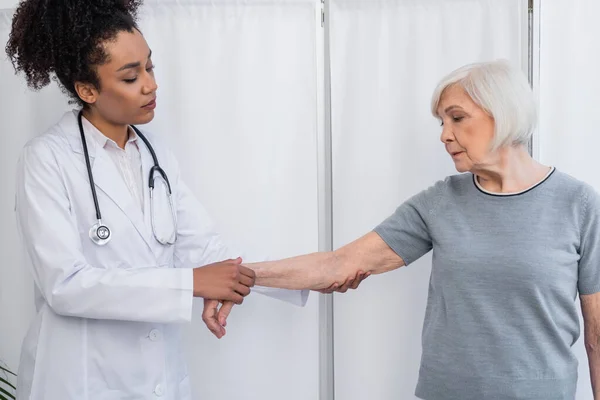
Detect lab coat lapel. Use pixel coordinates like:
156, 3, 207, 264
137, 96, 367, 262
60, 111, 157, 255
91, 148, 157, 254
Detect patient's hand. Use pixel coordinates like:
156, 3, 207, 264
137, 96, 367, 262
317, 270, 370, 294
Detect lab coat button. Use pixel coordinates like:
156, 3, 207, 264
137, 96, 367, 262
149, 329, 161, 341
154, 384, 164, 396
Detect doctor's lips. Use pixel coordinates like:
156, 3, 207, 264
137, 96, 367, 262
142, 98, 157, 110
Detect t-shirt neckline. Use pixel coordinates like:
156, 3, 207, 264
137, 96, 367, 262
473, 167, 556, 197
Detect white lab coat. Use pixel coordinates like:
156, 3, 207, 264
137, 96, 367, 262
14, 110, 309, 399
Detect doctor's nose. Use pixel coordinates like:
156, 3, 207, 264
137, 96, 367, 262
143, 76, 158, 95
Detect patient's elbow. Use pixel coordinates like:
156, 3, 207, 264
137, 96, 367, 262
585, 327, 600, 355
586, 337, 600, 354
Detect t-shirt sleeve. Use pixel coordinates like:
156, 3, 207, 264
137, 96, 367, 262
373, 180, 444, 266
578, 185, 600, 295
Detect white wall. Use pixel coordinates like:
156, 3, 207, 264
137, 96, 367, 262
0, 0, 17, 9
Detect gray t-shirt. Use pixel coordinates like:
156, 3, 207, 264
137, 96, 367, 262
374, 169, 600, 400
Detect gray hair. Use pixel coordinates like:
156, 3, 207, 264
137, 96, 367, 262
430, 60, 537, 150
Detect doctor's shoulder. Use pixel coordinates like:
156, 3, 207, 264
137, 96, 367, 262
14, 122, 72, 214
18, 122, 71, 171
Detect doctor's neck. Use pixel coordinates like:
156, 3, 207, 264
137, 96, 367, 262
81, 107, 130, 149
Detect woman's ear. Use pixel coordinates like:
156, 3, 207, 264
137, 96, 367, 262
74, 81, 99, 105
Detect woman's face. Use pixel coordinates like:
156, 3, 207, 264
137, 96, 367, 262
78, 29, 158, 126
437, 84, 497, 173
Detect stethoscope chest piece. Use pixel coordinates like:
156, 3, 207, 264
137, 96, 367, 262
89, 220, 111, 246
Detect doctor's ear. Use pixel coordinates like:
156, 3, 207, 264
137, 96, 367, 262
74, 81, 99, 105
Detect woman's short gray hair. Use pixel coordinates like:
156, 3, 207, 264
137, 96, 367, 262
430, 60, 537, 150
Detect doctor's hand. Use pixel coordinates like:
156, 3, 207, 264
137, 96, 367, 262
317, 270, 371, 294
202, 299, 229, 339
202, 299, 236, 339
193, 257, 255, 304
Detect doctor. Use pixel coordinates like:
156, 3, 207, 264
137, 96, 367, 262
6, 0, 363, 398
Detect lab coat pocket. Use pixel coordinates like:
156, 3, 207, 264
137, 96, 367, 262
87, 320, 149, 395
178, 374, 191, 399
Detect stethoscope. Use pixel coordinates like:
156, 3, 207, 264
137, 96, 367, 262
77, 110, 177, 246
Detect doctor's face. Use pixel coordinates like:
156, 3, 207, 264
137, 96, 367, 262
85, 29, 158, 126
437, 84, 497, 173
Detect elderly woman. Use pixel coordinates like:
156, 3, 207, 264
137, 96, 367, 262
204, 60, 600, 400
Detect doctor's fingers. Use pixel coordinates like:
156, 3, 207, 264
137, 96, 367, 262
202, 299, 226, 339
218, 301, 235, 326
229, 292, 245, 305
238, 265, 256, 284
234, 282, 252, 297
238, 271, 255, 288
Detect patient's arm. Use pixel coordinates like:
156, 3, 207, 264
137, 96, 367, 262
248, 231, 405, 291
203, 232, 403, 339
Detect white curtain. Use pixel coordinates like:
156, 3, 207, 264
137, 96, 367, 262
537, 0, 600, 187
329, 1, 527, 399
537, 1, 600, 398
0, 1, 322, 399
138, 2, 322, 399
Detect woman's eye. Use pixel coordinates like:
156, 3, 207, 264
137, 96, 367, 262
452, 116, 464, 122
147, 64, 155, 72
123, 77, 137, 83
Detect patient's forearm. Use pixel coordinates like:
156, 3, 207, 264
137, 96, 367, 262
247, 232, 404, 290
248, 251, 346, 290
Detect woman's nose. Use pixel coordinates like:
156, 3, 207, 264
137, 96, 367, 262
143, 75, 158, 95
440, 125, 454, 143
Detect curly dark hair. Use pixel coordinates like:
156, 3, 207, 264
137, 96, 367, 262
5, 0, 144, 106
